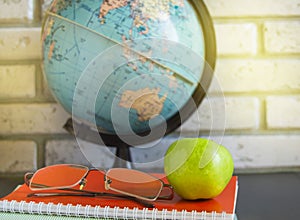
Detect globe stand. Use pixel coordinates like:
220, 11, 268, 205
63, 118, 134, 169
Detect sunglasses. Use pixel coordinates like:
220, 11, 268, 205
24, 164, 173, 208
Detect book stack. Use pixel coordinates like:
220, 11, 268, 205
0, 170, 238, 219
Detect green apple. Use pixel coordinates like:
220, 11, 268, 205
164, 138, 234, 200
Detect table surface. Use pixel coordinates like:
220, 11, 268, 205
1, 172, 300, 219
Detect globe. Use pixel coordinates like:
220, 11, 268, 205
42, 0, 216, 147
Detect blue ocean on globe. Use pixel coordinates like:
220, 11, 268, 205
42, 0, 206, 136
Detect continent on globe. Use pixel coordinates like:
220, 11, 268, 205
99, 0, 128, 21
119, 88, 167, 121
99, 0, 185, 36
138, 0, 184, 21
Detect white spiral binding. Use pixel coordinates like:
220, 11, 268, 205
56, 203, 63, 216
0, 200, 233, 219
94, 205, 100, 218
37, 202, 44, 214
19, 200, 25, 214
113, 206, 119, 219
28, 201, 34, 214
123, 206, 129, 219
212, 211, 216, 220
161, 209, 167, 219
152, 208, 158, 219
221, 211, 226, 220
66, 203, 72, 216
191, 210, 197, 220
5, 200, 10, 212
75, 204, 81, 217
46, 202, 53, 215
141, 207, 148, 219
104, 205, 110, 219
9, 200, 16, 213
171, 209, 177, 219
85, 205, 91, 218
133, 207, 139, 219
181, 209, 187, 219
2, 200, 7, 212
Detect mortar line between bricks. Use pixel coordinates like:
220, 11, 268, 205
260, 97, 268, 130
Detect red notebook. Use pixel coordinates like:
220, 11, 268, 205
0, 171, 238, 219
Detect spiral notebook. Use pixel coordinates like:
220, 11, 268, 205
0, 171, 238, 220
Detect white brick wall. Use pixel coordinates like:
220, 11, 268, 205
0, 65, 36, 98
0, 141, 37, 173
0, 28, 41, 60
181, 97, 260, 131
204, 0, 300, 17
264, 21, 300, 54
215, 23, 257, 55
45, 139, 116, 168
266, 96, 300, 129
210, 59, 300, 92
220, 135, 300, 170
0, 0, 35, 21
0, 0, 299, 174
0, 104, 69, 134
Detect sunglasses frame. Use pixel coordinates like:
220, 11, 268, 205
24, 164, 174, 208
104, 167, 173, 202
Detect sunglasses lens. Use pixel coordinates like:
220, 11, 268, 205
29, 164, 89, 190
105, 168, 163, 201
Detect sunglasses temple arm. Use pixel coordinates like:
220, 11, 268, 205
158, 184, 174, 200
24, 172, 34, 186
27, 190, 154, 208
